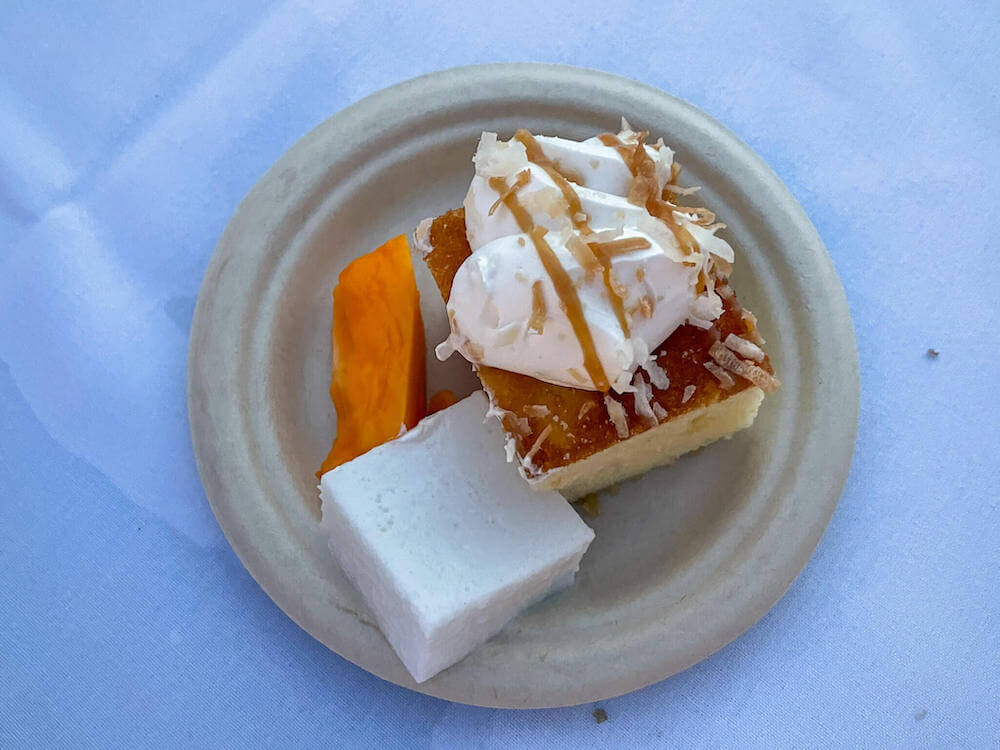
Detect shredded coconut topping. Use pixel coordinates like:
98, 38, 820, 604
473, 132, 528, 178
703, 361, 735, 389
708, 340, 780, 393
682, 384, 696, 403
642, 356, 670, 390
740, 309, 765, 345
631, 373, 658, 427
522, 423, 553, 468
724, 333, 765, 363
604, 394, 630, 438
505, 414, 530, 435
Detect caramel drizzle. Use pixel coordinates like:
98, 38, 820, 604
514, 129, 631, 337
488, 175, 610, 391
514, 130, 592, 236
488, 169, 530, 215
586, 242, 631, 336
592, 237, 649, 333
598, 133, 637, 174
603, 131, 700, 257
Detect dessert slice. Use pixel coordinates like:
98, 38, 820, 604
416, 124, 778, 498
320, 391, 594, 683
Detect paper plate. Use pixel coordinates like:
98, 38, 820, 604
188, 63, 859, 708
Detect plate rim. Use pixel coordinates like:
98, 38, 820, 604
188, 62, 860, 708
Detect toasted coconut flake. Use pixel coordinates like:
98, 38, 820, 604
588, 227, 624, 243
652, 401, 668, 421
414, 217, 434, 257
631, 373, 658, 428
682, 384, 696, 403
712, 256, 733, 279
577, 401, 595, 420
642, 356, 670, 390
522, 423, 553, 467
671, 204, 716, 226
525, 404, 550, 418
689, 290, 723, 325
482, 392, 506, 424
607, 269, 629, 301
507, 414, 531, 435
604, 394, 630, 438
662, 183, 701, 196
587, 237, 652, 257
490, 401, 531, 436
529, 280, 547, 334
740, 309, 766, 345
709, 340, 780, 393
716, 283, 735, 300
622, 132, 658, 205
688, 316, 714, 330
474, 132, 530, 178
521, 185, 570, 219
695, 269, 709, 295
612, 370, 638, 394
565, 233, 602, 278
703, 361, 735, 389
724, 333, 765, 363
567, 367, 587, 384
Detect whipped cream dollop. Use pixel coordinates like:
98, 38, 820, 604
438, 123, 734, 393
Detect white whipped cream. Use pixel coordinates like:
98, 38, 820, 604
439, 126, 733, 392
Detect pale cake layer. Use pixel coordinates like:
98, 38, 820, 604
417, 208, 774, 487
533, 386, 763, 498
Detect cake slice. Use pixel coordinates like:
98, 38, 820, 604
320, 391, 594, 682
416, 125, 778, 498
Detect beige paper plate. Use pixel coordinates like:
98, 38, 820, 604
188, 63, 858, 708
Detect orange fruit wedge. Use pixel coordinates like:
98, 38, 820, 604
318, 235, 426, 477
